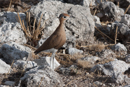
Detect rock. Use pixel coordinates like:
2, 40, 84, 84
110, 22, 130, 43
98, 49, 116, 59
123, 85, 130, 87
93, 81, 106, 87
0, 42, 31, 64
58, 65, 78, 75
3, 11, 26, 23
121, 14, 130, 28
36, 37, 47, 48
125, 54, 130, 63
34, 56, 60, 70
13, 60, 37, 70
111, 43, 127, 57
0, 59, 10, 74
79, 56, 100, 64
0, 12, 5, 25
77, 56, 100, 68
4, 81, 15, 86
95, 0, 107, 5
0, 11, 26, 25
64, 0, 95, 7
114, 0, 130, 8
93, 16, 102, 28
98, 1, 124, 21
29, 1, 95, 44
124, 85, 130, 87
0, 85, 9, 87
124, 75, 130, 85
21, 65, 64, 87
91, 60, 130, 83
66, 48, 83, 55
64, 36, 76, 48
0, 22, 27, 44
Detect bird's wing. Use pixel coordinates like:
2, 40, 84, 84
47, 33, 63, 49
34, 33, 63, 54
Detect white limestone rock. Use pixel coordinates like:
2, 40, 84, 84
29, 1, 95, 43
0, 22, 27, 44
66, 48, 83, 55
0, 59, 11, 74
13, 60, 37, 70
34, 56, 60, 70
91, 60, 130, 83
20, 65, 64, 87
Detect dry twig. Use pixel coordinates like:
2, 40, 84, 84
115, 25, 118, 44
95, 26, 114, 42
124, 5, 130, 14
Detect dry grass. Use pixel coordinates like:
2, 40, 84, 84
8, 0, 12, 11
115, 25, 118, 44
77, 60, 93, 68
5, 60, 14, 78
96, 58, 114, 65
38, 77, 44, 87
124, 5, 130, 14
17, 12, 46, 46
76, 44, 106, 52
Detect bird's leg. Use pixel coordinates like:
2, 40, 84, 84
50, 55, 52, 69
50, 49, 57, 70
52, 54, 55, 70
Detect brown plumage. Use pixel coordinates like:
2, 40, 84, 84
34, 13, 70, 54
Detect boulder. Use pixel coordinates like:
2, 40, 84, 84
21, 65, 64, 87
29, 1, 95, 44
0, 42, 31, 64
98, 1, 124, 21
91, 60, 130, 83
0, 22, 27, 44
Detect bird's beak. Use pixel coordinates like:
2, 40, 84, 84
64, 14, 70, 17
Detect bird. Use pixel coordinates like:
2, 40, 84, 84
34, 13, 70, 70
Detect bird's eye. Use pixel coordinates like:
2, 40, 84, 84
63, 16, 66, 18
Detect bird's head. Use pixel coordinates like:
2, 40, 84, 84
59, 13, 70, 22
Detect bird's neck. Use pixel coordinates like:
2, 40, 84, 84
60, 18, 65, 25
58, 19, 65, 30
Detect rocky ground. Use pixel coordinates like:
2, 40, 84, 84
0, 0, 130, 87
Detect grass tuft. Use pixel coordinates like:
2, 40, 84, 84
17, 12, 47, 46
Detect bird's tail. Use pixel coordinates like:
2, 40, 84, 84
34, 50, 39, 55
